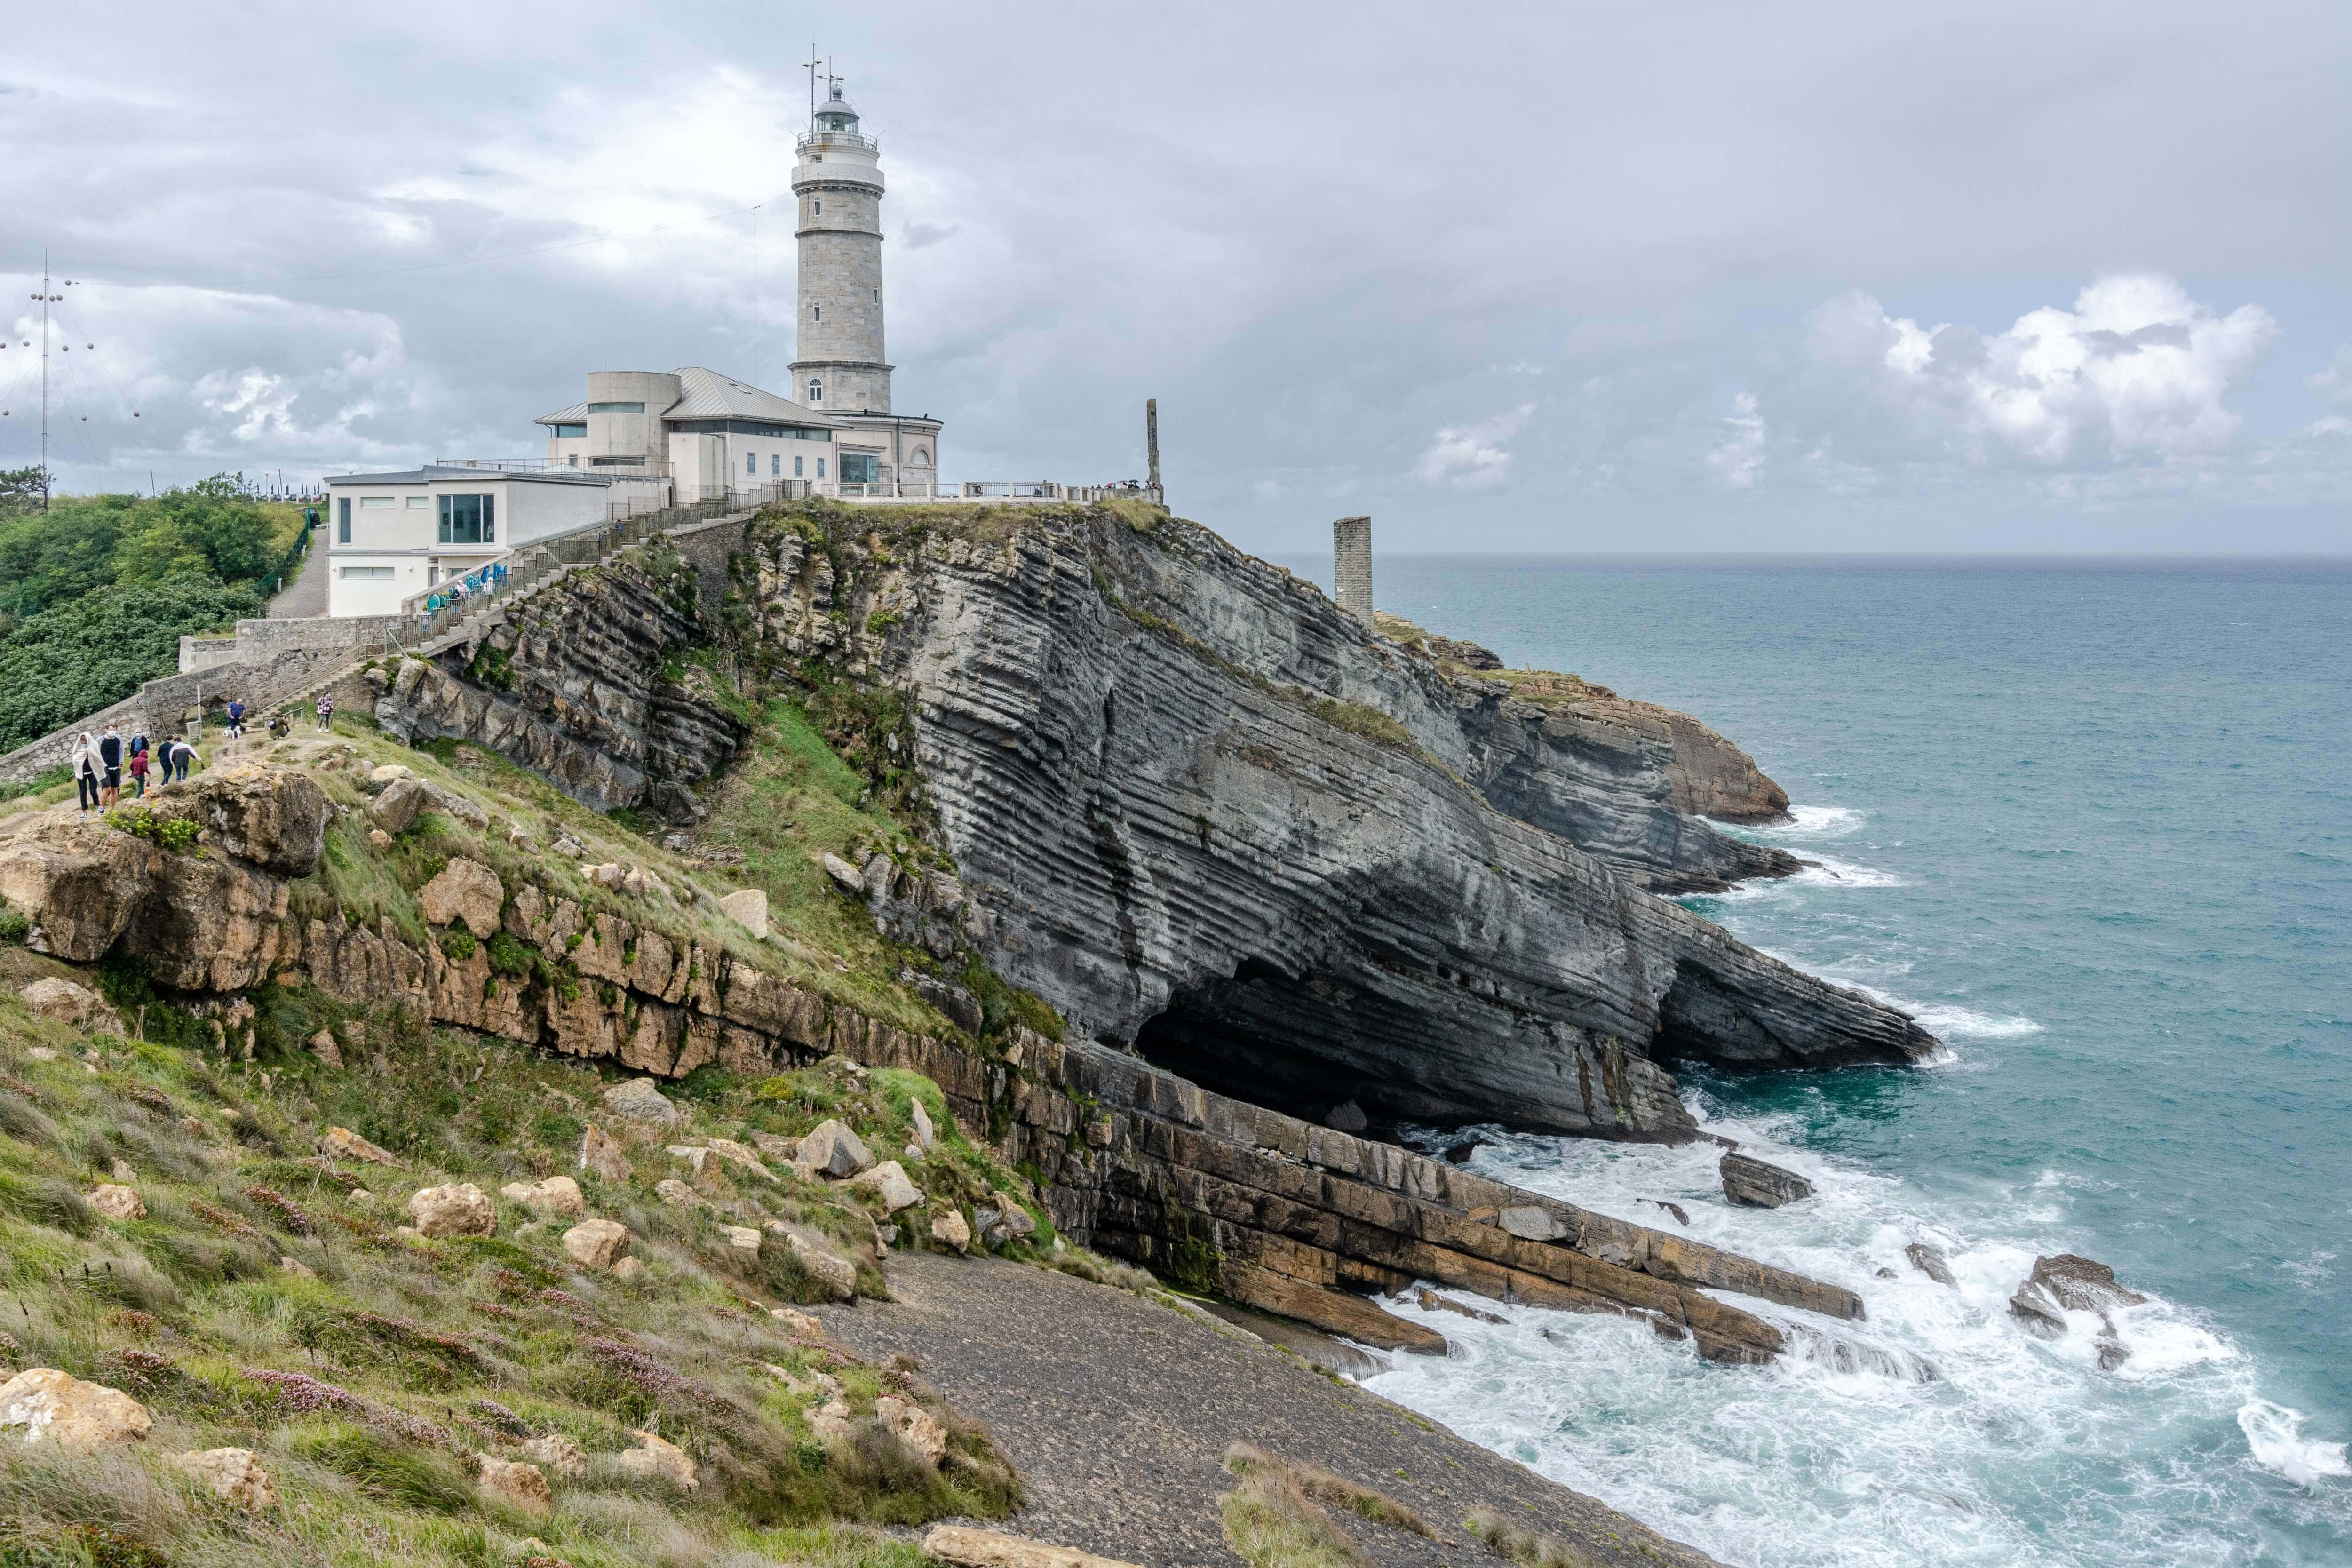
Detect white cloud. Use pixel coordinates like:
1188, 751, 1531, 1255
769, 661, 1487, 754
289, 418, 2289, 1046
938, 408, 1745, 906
1807, 273, 2278, 468
1706, 391, 1765, 489
2310, 345, 2352, 414
1415, 404, 1534, 488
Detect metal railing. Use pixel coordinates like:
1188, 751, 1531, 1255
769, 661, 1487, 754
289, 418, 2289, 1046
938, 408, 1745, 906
263, 516, 314, 596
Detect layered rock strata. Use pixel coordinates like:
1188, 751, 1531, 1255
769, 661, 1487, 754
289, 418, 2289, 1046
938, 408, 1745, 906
730, 506, 1934, 1139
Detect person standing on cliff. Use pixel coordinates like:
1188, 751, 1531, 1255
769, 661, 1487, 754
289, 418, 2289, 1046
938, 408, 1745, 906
226, 697, 245, 738
126, 740, 149, 798
97, 726, 123, 810
316, 691, 334, 732
71, 733, 99, 812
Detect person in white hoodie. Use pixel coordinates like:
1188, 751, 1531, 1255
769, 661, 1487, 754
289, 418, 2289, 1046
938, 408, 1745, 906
71, 732, 100, 811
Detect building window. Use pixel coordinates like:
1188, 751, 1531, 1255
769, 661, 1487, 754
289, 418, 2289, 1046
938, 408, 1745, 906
873, 287, 879, 302
808, 381, 822, 403
794, 455, 803, 478
337, 497, 350, 543
437, 493, 495, 545
586, 402, 644, 414
552, 422, 586, 438
405, 495, 429, 509
841, 453, 880, 486
911, 447, 930, 465
812, 303, 821, 321
771, 454, 780, 476
817, 458, 826, 479
359, 495, 394, 509
813, 199, 822, 215
339, 566, 394, 580
746, 452, 757, 476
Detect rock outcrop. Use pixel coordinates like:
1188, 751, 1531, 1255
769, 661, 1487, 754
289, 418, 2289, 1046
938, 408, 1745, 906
729, 505, 1932, 1139
1720, 1152, 1814, 1208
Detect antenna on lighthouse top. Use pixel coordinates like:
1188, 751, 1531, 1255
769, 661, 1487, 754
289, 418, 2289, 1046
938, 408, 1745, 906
803, 45, 823, 131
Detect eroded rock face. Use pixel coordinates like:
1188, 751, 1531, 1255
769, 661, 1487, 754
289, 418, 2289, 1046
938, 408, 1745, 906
153, 764, 330, 876
726, 508, 1936, 1141
0, 817, 158, 962
418, 857, 504, 938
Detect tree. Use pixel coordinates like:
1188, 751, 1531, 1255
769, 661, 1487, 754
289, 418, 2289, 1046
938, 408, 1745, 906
0, 574, 264, 754
0, 466, 47, 518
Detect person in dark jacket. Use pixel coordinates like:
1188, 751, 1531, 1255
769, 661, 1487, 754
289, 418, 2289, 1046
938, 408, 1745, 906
98, 726, 123, 809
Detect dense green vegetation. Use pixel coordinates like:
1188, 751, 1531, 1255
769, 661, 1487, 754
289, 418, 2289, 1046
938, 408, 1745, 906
0, 474, 308, 754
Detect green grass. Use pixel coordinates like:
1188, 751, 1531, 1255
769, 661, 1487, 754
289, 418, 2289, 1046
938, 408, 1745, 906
1219, 1471, 1368, 1568
0, 975, 1032, 1568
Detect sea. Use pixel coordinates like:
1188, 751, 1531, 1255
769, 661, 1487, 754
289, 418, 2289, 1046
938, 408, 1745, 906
1272, 554, 2351, 1568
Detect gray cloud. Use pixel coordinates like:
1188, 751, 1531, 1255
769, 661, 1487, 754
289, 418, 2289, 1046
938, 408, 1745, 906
1, 0, 2345, 550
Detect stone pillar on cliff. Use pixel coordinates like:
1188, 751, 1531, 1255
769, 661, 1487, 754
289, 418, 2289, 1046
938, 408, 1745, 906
1333, 516, 1373, 627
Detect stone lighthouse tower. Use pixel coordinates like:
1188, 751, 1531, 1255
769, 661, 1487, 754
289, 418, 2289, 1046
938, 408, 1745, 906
788, 78, 941, 492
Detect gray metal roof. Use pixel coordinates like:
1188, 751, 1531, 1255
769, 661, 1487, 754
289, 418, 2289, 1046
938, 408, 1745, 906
532, 371, 841, 430
324, 465, 617, 487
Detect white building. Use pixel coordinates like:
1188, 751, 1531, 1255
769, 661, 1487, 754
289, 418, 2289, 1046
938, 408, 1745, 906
534, 366, 848, 494
320, 466, 661, 617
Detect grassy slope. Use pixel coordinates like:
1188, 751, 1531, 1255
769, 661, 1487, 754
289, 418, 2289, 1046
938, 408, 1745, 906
0, 689, 1131, 1568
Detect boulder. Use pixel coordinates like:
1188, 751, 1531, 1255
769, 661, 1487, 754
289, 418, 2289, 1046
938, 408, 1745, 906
366, 828, 394, 850
2030, 1254, 2147, 1315
160, 765, 329, 875
617, 1429, 698, 1491
365, 764, 414, 791
306, 1028, 343, 1069
585, 862, 626, 889
721, 1225, 763, 1252
499, 1176, 586, 1217
666, 1145, 713, 1179
0, 815, 157, 962
748, 1130, 800, 1162
518, 1433, 585, 1480
19, 978, 124, 1035
771, 1225, 857, 1300
1721, 1151, 1814, 1208
768, 1306, 824, 1337
577, 1123, 629, 1181
1497, 1205, 1567, 1242
2096, 1336, 2132, 1371
1906, 1242, 1958, 1286
921, 1526, 1145, 1568
610, 1256, 645, 1281
620, 868, 667, 901
177, 1447, 279, 1510
421, 783, 489, 830
702, 1137, 777, 1181
278, 1256, 315, 1278
321, 1126, 402, 1166
799, 1119, 874, 1178
909, 1099, 936, 1150
406, 1182, 495, 1238
2008, 1280, 2068, 1340
369, 776, 430, 834
718, 888, 768, 938
848, 1161, 923, 1215
601, 1078, 678, 1123
1322, 1099, 1369, 1134
87, 1184, 146, 1222
930, 1208, 972, 1253
654, 1179, 706, 1210
0, 1368, 152, 1449
475, 1456, 552, 1515
560, 1218, 631, 1270
874, 1394, 948, 1466
418, 857, 504, 939
821, 853, 865, 893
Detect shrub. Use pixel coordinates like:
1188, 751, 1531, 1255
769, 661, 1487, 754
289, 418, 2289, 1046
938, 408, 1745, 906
101, 806, 198, 853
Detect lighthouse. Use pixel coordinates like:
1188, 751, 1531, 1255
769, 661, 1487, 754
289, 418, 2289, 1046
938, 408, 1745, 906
791, 77, 941, 493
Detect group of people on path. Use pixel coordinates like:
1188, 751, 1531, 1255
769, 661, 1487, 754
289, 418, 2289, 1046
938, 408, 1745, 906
71, 725, 196, 810
60, 690, 334, 812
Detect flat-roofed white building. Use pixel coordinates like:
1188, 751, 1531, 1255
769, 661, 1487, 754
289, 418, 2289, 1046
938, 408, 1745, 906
320, 465, 661, 617
535, 367, 855, 496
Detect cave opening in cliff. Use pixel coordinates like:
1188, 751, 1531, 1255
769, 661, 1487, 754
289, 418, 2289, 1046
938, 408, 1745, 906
1132, 959, 1406, 1133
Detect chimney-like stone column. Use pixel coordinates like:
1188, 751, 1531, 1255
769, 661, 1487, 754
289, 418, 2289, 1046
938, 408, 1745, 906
1333, 515, 1373, 626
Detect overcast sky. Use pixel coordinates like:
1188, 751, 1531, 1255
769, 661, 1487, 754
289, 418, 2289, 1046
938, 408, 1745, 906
3, 1, 2346, 552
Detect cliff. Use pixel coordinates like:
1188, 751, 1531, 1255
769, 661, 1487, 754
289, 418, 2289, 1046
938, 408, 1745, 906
722, 503, 1933, 1140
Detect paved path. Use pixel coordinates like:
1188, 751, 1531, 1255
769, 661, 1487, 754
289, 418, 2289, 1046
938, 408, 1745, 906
813, 1250, 1720, 1568
266, 539, 327, 619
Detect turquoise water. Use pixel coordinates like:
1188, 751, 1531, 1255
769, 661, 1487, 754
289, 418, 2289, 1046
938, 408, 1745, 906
1275, 555, 2351, 1566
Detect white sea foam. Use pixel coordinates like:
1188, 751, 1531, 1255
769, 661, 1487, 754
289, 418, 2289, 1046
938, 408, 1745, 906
1887, 1000, 2044, 1040
1713, 803, 1867, 839
2238, 1400, 2352, 1486
1367, 1107, 2303, 1566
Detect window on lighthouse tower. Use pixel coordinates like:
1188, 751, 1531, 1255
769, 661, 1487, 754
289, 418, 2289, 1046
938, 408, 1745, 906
809, 381, 823, 403
812, 303, 821, 321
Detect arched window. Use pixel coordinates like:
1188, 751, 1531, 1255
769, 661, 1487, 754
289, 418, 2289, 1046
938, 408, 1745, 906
808, 381, 823, 402
911, 447, 930, 465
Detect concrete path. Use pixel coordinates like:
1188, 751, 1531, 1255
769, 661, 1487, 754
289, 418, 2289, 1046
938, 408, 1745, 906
266, 538, 327, 619
813, 1249, 1719, 1568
